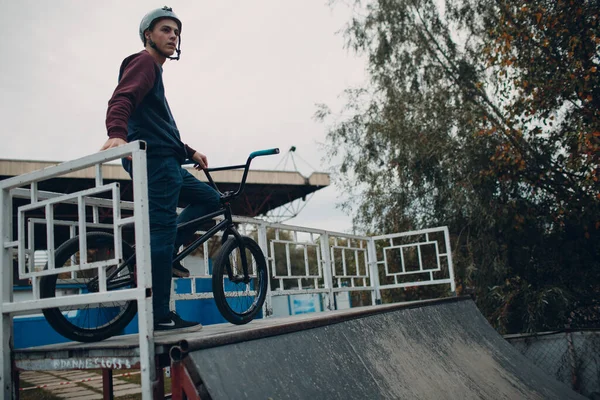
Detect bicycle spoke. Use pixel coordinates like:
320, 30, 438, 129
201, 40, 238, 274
41, 232, 137, 342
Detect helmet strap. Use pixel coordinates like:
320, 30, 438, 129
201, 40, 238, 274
147, 36, 181, 61
168, 35, 181, 61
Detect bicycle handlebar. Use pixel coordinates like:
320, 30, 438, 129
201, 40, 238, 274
183, 148, 280, 200
249, 148, 280, 159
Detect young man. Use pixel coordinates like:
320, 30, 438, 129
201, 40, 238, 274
100, 7, 220, 333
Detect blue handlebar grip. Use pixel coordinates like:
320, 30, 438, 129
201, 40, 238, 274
249, 148, 280, 159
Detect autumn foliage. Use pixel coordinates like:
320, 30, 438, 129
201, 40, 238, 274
321, 0, 600, 333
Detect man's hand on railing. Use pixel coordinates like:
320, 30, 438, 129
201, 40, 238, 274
100, 137, 127, 151
100, 138, 132, 160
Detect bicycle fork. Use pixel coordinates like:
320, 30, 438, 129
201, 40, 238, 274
223, 227, 251, 284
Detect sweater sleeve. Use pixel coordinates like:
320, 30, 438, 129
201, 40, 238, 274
105, 53, 157, 140
184, 144, 197, 159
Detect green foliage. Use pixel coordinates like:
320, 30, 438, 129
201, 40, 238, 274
322, 0, 600, 333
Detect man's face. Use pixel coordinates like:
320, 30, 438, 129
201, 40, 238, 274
146, 18, 179, 56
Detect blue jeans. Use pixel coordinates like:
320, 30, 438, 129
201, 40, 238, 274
123, 157, 220, 319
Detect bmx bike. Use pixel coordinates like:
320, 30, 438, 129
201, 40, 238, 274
39, 148, 279, 342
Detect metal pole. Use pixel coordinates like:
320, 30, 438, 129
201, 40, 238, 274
257, 223, 272, 317
102, 369, 114, 400
130, 143, 156, 399
443, 226, 457, 294
1, 188, 14, 399
319, 233, 335, 311
367, 237, 382, 305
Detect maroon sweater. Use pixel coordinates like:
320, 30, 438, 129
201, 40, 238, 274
106, 50, 196, 160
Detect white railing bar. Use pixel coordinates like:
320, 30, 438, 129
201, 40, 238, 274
46, 204, 55, 270
379, 278, 454, 290
203, 241, 209, 276
3, 241, 17, 249
28, 218, 111, 228
382, 241, 439, 251
372, 227, 446, 241
69, 225, 77, 281
26, 219, 35, 275
231, 217, 370, 240
399, 245, 405, 273
334, 272, 369, 279
271, 274, 321, 280
18, 259, 120, 279
30, 182, 38, 204
443, 226, 456, 292
92, 206, 99, 224
95, 164, 103, 187
384, 266, 442, 277
285, 243, 291, 277
17, 206, 26, 276
112, 185, 123, 263
128, 144, 155, 398
191, 275, 197, 294
172, 293, 214, 300
12, 188, 136, 211
0, 141, 144, 190
270, 288, 330, 296
17, 184, 120, 213
331, 245, 366, 252
2, 289, 139, 314
331, 286, 374, 293
31, 276, 40, 301
270, 239, 319, 247
77, 196, 87, 265
303, 246, 309, 277
117, 217, 135, 227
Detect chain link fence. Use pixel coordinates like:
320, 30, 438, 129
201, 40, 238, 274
505, 330, 600, 399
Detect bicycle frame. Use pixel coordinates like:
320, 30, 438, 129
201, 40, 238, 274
101, 148, 279, 288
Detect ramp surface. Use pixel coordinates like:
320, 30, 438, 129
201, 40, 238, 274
183, 297, 584, 399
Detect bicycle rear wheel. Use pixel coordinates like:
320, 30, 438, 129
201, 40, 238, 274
212, 237, 268, 325
40, 232, 137, 342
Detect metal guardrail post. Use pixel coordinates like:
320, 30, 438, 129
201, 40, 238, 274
257, 223, 272, 317
130, 144, 155, 399
1, 187, 13, 399
443, 226, 457, 294
319, 233, 335, 311
367, 238, 382, 305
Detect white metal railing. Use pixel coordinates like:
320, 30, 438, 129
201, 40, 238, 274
0, 141, 156, 399
372, 227, 456, 292
170, 219, 456, 316
1, 144, 457, 399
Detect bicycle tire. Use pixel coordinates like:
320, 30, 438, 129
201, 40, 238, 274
212, 237, 268, 324
40, 232, 137, 342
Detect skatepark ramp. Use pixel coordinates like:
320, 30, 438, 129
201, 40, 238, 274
168, 297, 584, 399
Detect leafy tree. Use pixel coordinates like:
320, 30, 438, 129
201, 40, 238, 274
319, 0, 600, 333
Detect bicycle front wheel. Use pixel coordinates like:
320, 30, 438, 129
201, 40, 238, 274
212, 237, 268, 325
40, 232, 137, 342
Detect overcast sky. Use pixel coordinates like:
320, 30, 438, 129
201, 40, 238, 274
0, 0, 367, 233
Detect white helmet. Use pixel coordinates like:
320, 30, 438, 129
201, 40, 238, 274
139, 6, 182, 60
